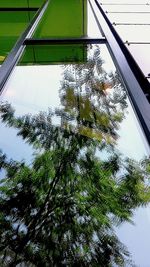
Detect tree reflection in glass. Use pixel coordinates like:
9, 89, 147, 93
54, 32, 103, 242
59, 45, 127, 145
0, 45, 149, 267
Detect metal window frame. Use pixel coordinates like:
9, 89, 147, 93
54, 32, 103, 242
100, 3, 150, 5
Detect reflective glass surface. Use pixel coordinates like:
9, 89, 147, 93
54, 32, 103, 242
102, 1, 150, 76
97, 1, 150, 265
1, 44, 148, 159
100, 0, 150, 78
114, 25, 150, 43
87, 1, 103, 37
126, 44, 150, 77
0, 43, 150, 266
106, 13, 150, 24
104, 5, 150, 12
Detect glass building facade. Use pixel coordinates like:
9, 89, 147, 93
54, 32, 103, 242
0, 1, 150, 266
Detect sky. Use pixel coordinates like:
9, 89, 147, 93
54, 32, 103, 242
97, 1, 150, 266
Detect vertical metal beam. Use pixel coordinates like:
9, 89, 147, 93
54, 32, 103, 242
0, 0, 49, 94
90, 0, 150, 146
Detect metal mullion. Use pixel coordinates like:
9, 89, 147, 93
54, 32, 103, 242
125, 42, 150, 45
90, 0, 150, 146
0, 0, 49, 94
113, 23, 150, 26
0, 7, 38, 11
24, 37, 106, 45
100, 3, 150, 5
106, 11, 150, 14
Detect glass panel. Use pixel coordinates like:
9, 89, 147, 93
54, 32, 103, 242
100, 0, 148, 4
0, 43, 150, 266
34, 0, 87, 38
107, 13, 150, 24
20, 44, 87, 64
28, 0, 45, 8
87, 1, 102, 37
0, 0, 28, 7
0, 0, 44, 7
104, 5, 150, 12
114, 25, 150, 42
0, 11, 35, 64
126, 44, 150, 77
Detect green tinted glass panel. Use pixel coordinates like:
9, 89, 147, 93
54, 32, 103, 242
34, 0, 87, 38
0, 0, 44, 7
28, 0, 44, 8
0, 0, 27, 7
20, 44, 87, 64
0, 11, 35, 35
0, 11, 35, 64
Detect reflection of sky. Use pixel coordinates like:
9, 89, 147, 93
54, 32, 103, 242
88, 1, 103, 37
1, 45, 148, 161
0, 74, 149, 262
127, 44, 150, 77
117, 206, 150, 267
0, 66, 62, 163
98, 1, 150, 265
1, 66, 62, 115
116, 98, 149, 160
1, 57, 149, 267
